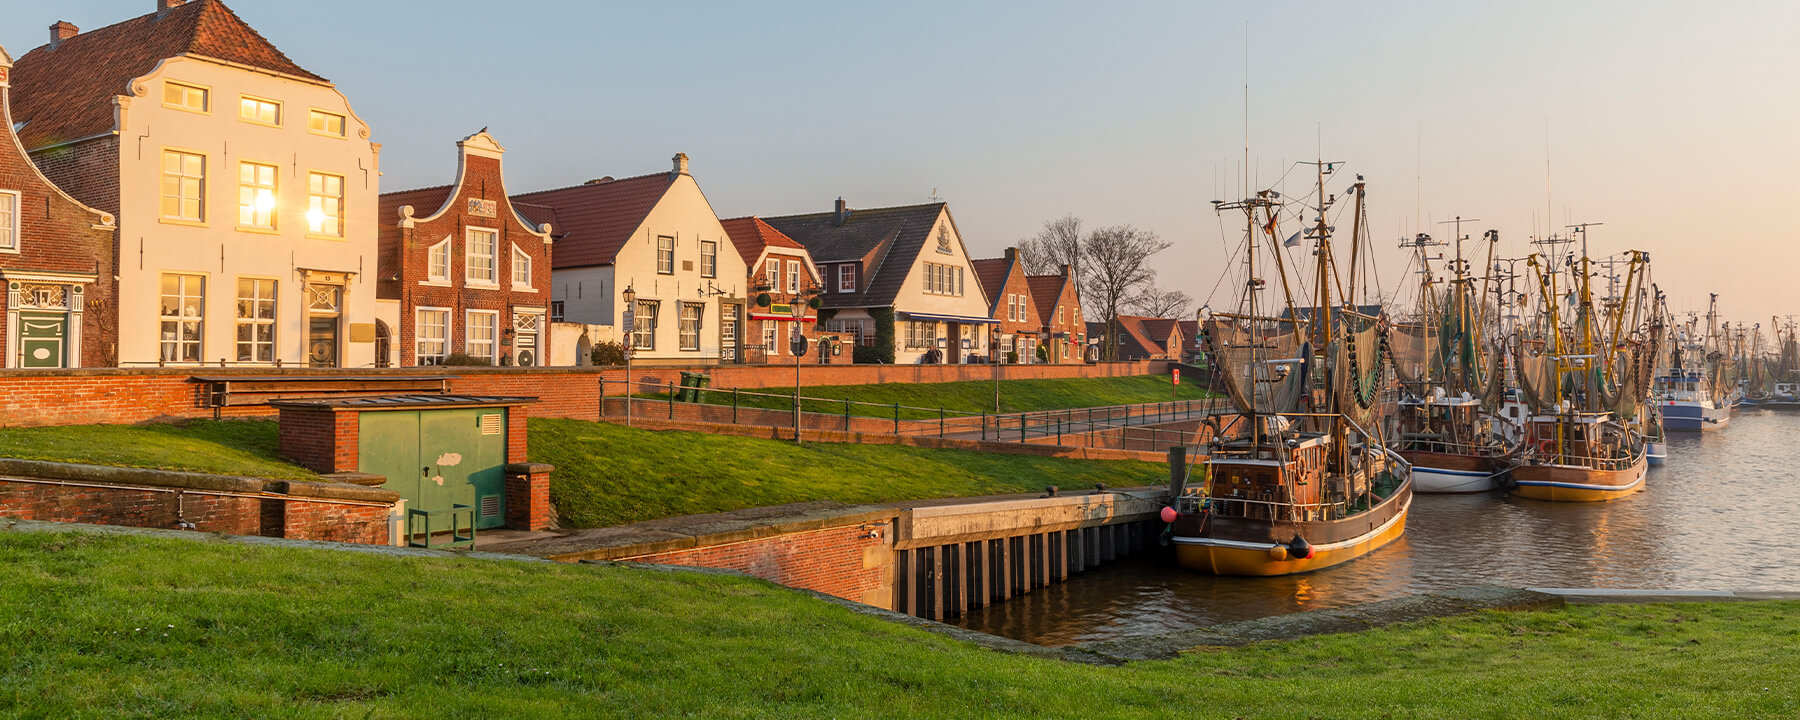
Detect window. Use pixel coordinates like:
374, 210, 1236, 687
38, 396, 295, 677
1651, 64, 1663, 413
426, 237, 451, 283
550, 301, 565, 322
467, 310, 498, 363
239, 96, 281, 126
656, 236, 675, 274
234, 278, 276, 363
416, 308, 449, 364
1058, 306, 1064, 325
159, 274, 204, 363
308, 110, 346, 137
0, 191, 17, 251
837, 265, 855, 293
307, 172, 344, 237
763, 323, 779, 354
632, 300, 659, 350
679, 303, 703, 351
161, 150, 206, 221
825, 319, 866, 346
765, 259, 780, 289
466, 228, 497, 284
786, 260, 800, 294
923, 263, 965, 296
163, 81, 208, 112
512, 245, 533, 287
905, 321, 940, 350
237, 162, 278, 230
700, 240, 717, 278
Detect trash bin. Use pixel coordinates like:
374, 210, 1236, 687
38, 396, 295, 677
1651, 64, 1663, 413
692, 372, 711, 398
678, 371, 710, 402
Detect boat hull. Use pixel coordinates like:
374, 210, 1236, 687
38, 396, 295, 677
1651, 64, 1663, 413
1662, 401, 1728, 432
1171, 481, 1413, 576
1646, 441, 1667, 466
1512, 456, 1647, 502
1399, 450, 1503, 493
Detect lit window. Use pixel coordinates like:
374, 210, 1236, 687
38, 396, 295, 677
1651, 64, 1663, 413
306, 172, 344, 237
466, 228, 497, 284
163, 82, 208, 112
308, 110, 346, 137
159, 274, 205, 363
633, 300, 659, 350
0, 191, 17, 251
680, 302, 703, 351
239, 96, 281, 126
467, 310, 498, 363
427, 238, 450, 283
786, 260, 800, 294
235, 278, 277, 363
656, 236, 675, 274
700, 240, 717, 278
161, 150, 206, 221
765, 259, 780, 289
416, 309, 449, 364
512, 245, 533, 287
237, 162, 278, 229
837, 265, 854, 293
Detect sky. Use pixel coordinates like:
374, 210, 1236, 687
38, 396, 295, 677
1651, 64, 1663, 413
5, 0, 1798, 326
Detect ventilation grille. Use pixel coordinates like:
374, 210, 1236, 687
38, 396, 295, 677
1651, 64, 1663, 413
480, 414, 502, 435
479, 495, 501, 518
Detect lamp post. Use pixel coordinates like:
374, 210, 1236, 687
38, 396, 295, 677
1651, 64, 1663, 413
791, 296, 807, 445
622, 284, 636, 428
991, 331, 1001, 413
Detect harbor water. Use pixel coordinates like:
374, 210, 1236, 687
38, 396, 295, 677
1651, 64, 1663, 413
953, 410, 1800, 646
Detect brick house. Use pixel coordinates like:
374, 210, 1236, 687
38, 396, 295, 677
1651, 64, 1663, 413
970, 248, 1040, 363
1026, 265, 1085, 364
720, 217, 819, 364
13, 0, 381, 367
1090, 315, 1183, 361
0, 46, 119, 368
376, 130, 553, 367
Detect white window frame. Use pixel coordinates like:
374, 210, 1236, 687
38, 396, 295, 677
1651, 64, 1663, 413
679, 302, 704, 351
465, 227, 499, 286
656, 236, 675, 275
161, 149, 206, 222
511, 244, 533, 289
238, 95, 282, 127
763, 323, 780, 355
786, 260, 801, 294
632, 300, 660, 351
237, 161, 279, 230
159, 273, 205, 363
425, 237, 451, 284
307, 109, 346, 138
466, 310, 499, 364
550, 301, 565, 322
163, 81, 210, 114
415, 307, 451, 365
307, 172, 345, 238
234, 277, 277, 363
764, 258, 780, 289
0, 190, 18, 253
700, 240, 717, 278
837, 265, 854, 293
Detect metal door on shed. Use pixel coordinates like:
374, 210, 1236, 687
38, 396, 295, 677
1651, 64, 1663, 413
358, 408, 509, 530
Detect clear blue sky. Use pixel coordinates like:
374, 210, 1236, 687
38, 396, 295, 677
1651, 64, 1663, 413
6, 1, 1797, 324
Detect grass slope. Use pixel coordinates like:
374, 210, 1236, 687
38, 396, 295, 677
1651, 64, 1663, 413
1, 528, 1795, 719
529, 418, 1163, 528
0, 420, 317, 481
667, 373, 1208, 419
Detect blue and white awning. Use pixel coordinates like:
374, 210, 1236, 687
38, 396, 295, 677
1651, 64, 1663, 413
900, 311, 999, 325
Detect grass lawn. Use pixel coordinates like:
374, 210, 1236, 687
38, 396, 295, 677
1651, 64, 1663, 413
1, 527, 1795, 719
529, 418, 1165, 528
0, 420, 317, 481
659, 373, 1210, 420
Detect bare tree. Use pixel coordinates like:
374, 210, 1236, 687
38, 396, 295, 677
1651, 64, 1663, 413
1081, 225, 1171, 360
1017, 214, 1084, 278
1129, 287, 1194, 319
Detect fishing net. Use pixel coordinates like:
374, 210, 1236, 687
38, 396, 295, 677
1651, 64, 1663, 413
1514, 341, 1557, 413
1205, 319, 1310, 415
1387, 322, 1435, 387
1334, 318, 1387, 428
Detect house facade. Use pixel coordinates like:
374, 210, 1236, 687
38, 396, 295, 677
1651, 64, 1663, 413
515, 154, 748, 365
14, 0, 380, 367
766, 200, 992, 364
971, 248, 1040, 363
0, 46, 119, 368
377, 131, 553, 367
1026, 265, 1086, 364
720, 217, 819, 364
1093, 315, 1183, 361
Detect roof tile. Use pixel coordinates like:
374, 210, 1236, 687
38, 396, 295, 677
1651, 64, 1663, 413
510, 172, 676, 269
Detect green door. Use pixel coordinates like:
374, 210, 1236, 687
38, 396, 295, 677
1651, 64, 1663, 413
359, 408, 509, 530
19, 312, 67, 369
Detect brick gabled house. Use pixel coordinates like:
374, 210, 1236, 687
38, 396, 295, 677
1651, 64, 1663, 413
13, 0, 381, 367
1026, 265, 1085, 364
970, 248, 1040, 363
377, 130, 553, 367
720, 216, 819, 364
1090, 314, 1183, 361
0, 46, 119, 368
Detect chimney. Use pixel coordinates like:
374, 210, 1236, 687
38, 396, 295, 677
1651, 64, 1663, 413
157, 0, 186, 18
1060, 263, 1072, 278
49, 21, 78, 49
1004, 247, 1018, 264
832, 197, 849, 227
671, 152, 689, 177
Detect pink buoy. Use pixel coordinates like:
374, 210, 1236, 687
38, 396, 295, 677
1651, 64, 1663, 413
1159, 506, 1178, 523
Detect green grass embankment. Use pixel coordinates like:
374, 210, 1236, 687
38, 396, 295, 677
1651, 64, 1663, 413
1, 527, 1795, 719
659, 373, 1211, 420
0, 421, 317, 481
527, 418, 1163, 528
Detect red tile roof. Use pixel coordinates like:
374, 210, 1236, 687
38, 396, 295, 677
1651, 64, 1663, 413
510, 172, 676, 269
11, 0, 328, 151
1024, 274, 1068, 323
720, 216, 805, 268
376, 184, 453, 246
969, 257, 1013, 316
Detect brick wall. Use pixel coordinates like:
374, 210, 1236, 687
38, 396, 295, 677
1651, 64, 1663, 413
623, 522, 891, 607
277, 406, 357, 474
0, 475, 391, 545
504, 463, 553, 531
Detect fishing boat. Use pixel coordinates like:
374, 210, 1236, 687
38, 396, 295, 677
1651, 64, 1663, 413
1510, 248, 1651, 502
1766, 318, 1800, 410
1171, 164, 1413, 576
1658, 296, 1731, 432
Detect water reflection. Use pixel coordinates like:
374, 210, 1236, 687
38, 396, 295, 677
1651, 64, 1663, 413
954, 411, 1800, 646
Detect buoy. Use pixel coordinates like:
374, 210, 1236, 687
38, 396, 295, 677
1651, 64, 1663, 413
1267, 545, 1289, 561
1288, 536, 1314, 560
1159, 506, 1178, 523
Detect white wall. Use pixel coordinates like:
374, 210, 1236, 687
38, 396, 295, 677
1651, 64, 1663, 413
115, 57, 378, 367
605, 173, 749, 362
551, 265, 613, 325
889, 210, 994, 364
549, 321, 617, 366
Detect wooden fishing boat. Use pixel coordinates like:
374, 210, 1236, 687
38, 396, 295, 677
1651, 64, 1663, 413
1512, 411, 1647, 502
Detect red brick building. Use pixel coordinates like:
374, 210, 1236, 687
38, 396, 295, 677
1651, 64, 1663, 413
720, 216, 820, 363
377, 131, 553, 366
1026, 265, 1085, 364
971, 248, 1040, 363
0, 46, 119, 368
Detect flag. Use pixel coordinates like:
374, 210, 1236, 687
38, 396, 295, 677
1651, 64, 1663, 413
1283, 230, 1302, 248
1261, 209, 1279, 237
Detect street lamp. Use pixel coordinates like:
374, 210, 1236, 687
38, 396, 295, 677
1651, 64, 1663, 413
791, 294, 808, 445
991, 330, 1001, 413
622, 283, 636, 428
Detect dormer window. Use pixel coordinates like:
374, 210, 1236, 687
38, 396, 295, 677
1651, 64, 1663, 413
838, 265, 855, 293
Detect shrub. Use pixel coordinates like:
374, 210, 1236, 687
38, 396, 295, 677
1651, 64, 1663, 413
590, 341, 627, 366
440, 353, 491, 366
853, 345, 885, 364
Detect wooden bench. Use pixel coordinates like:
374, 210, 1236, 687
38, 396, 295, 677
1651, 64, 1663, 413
193, 375, 454, 409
